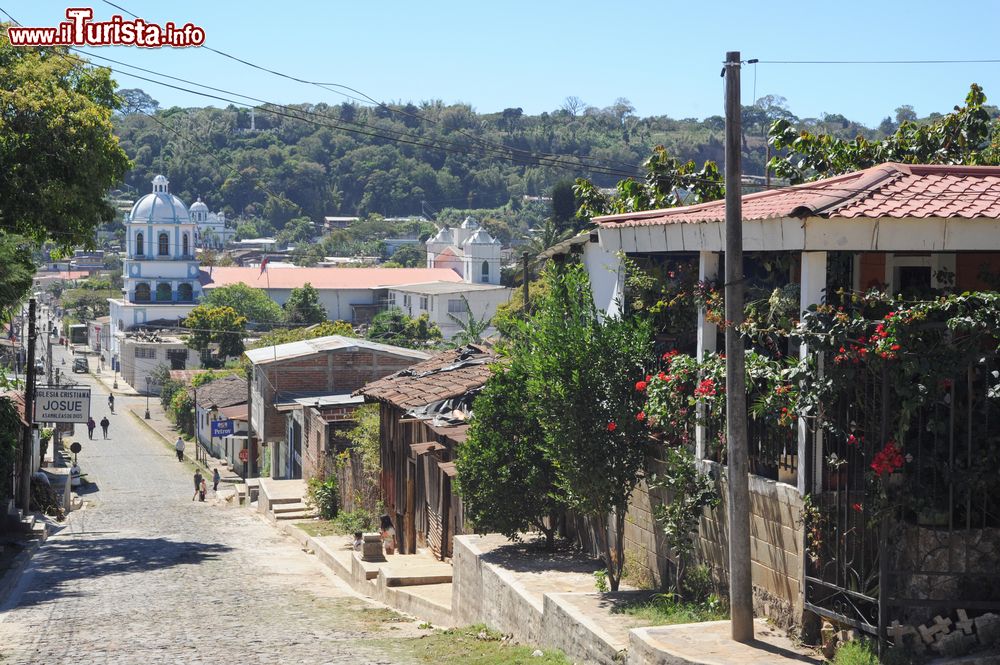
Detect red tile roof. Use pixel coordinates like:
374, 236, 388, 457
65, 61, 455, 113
595, 163, 1000, 228
356, 344, 494, 409
199, 267, 462, 290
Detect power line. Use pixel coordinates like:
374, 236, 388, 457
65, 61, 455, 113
757, 59, 1000, 65
98, 0, 647, 176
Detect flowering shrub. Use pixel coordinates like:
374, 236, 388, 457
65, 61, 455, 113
870, 440, 905, 478
642, 350, 797, 461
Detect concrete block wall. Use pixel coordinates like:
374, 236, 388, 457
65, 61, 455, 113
619, 458, 804, 628
695, 461, 804, 628
622, 455, 671, 588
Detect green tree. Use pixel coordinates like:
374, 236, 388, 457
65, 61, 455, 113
366, 310, 442, 348
0, 235, 35, 322
276, 216, 315, 247
769, 84, 999, 183
183, 305, 247, 361
249, 320, 355, 349
550, 179, 578, 231
388, 244, 425, 268
575, 146, 723, 218
0, 32, 130, 248
202, 283, 283, 329
283, 283, 328, 325
458, 361, 565, 548
523, 263, 652, 591
61, 288, 110, 322
115, 88, 159, 115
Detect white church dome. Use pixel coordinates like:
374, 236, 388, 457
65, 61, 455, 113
460, 216, 480, 230
129, 175, 191, 223
189, 198, 209, 213
429, 227, 452, 244
463, 228, 499, 246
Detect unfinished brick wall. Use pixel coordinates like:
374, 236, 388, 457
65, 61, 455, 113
255, 349, 418, 442
622, 457, 804, 628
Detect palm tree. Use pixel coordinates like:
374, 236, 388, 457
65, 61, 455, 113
447, 295, 492, 345
523, 218, 573, 259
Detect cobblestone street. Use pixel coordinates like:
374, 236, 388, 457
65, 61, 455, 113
0, 356, 421, 664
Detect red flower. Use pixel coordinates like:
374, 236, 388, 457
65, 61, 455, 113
662, 350, 679, 362
635, 380, 648, 392
646, 374, 652, 382
847, 434, 858, 446
657, 372, 667, 381
870, 440, 905, 477
636, 411, 646, 422
607, 421, 617, 432
890, 344, 901, 351
694, 378, 717, 397
852, 503, 863, 512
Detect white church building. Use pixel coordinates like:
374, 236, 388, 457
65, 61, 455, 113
189, 198, 235, 249
425, 216, 502, 284
107, 175, 205, 378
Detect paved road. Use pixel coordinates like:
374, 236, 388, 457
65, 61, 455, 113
0, 338, 418, 664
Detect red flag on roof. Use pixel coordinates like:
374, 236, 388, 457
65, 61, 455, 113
259, 256, 269, 275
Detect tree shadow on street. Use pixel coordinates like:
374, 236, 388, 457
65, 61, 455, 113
11, 536, 232, 607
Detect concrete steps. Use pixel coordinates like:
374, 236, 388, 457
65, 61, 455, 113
271, 502, 317, 521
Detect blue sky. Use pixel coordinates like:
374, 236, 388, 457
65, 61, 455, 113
8, 1, 1000, 126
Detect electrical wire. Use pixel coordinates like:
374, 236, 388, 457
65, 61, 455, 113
97, 0, 648, 175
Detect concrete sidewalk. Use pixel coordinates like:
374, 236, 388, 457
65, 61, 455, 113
89, 365, 140, 397
127, 402, 243, 495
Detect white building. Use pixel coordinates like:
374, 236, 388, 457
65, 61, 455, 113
107, 175, 204, 370
385, 282, 511, 339
189, 198, 235, 249
425, 217, 502, 285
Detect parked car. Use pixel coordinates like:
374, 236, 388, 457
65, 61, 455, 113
72, 357, 88, 374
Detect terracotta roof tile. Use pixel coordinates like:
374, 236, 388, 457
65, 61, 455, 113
356, 344, 495, 409
595, 163, 1000, 228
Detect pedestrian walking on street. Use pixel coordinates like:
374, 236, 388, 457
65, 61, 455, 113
99, 416, 110, 439
212, 468, 221, 492
192, 470, 203, 501
175, 436, 185, 461
87, 417, 96, 440
199, 478, 207, 502
108, 395, 115, 413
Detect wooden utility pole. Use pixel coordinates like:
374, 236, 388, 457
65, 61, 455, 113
724, 50, 754, 643
522, 251, 530, 311
20, 298, 37, 513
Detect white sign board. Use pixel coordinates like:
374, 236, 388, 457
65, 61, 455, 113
34, 388, 91, 423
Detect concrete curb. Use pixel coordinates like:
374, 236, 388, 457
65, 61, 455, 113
0, 536, 43, 609
127, 409, 211, 478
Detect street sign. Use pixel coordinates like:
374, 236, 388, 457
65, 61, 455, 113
69, 442, 82, 454
238, 448, 249, 462
34, 387, 91, 423
211, 418, 234, 437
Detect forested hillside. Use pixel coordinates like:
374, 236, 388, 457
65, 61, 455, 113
111, 94, 911, 232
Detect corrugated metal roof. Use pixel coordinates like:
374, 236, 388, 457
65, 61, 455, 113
595, 163, 1000, 228
357, 344, 494, 409
244, 335, 430, 365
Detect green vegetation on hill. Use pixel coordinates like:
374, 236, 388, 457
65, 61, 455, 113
113, 93, 930, 235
